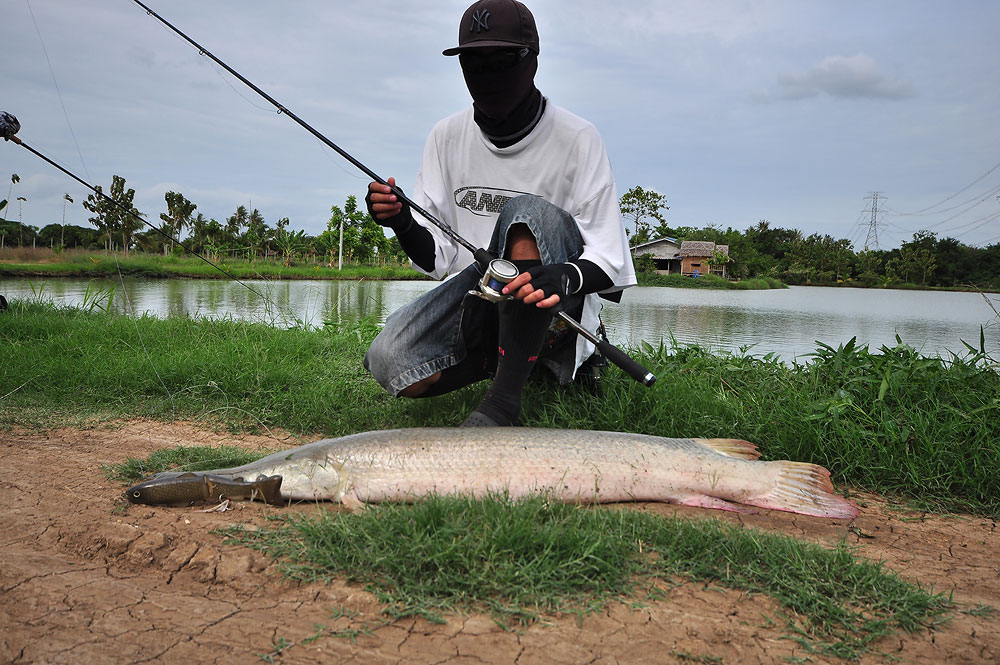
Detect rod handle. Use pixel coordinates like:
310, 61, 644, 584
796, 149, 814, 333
473, 247, 495, 270
596, 339, 657, 386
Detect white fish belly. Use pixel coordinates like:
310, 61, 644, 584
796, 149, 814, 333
335, 429, 762, 504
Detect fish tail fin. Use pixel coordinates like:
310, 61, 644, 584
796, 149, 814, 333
254, 475, 284, 505
750, 462, 858, 519
693, 438, 761, 460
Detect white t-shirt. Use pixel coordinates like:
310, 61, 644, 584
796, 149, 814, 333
410, 102, 637, 375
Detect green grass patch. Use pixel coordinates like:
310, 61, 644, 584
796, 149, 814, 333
105, 445, 266, 483
531, 336, 1000, 517
0, 249, 428, 281
223, 494, 951, 660
4, 299, 999, 516
635, 272, 786, 289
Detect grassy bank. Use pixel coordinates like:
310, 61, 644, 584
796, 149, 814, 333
636, 272, 786, 289
2, 299, 997, 516
0, 247, 427, 281
5, 299, 987, 658
3, 247, 786, 288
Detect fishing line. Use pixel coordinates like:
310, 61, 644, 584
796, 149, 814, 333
129, 0, 485, 264
9, 135, 269, 301
24, 1, 181, 414
130, 0, 657, 386
110, 248, 178, 418
24, 0, 91, 182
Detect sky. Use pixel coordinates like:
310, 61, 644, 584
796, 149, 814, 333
3, 0, 1000, 250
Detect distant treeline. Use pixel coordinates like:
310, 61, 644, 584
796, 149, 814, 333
1, 174, 405, 267
5, 173, 999, 288
652, 221, 1000, 290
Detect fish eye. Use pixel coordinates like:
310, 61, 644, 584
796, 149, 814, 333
132, 491, 141, 498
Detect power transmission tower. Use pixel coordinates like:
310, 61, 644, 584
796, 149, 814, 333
863, 192, 885, 251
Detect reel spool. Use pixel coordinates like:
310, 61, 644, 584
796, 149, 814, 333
1, 112, 21, 142
470, 258, 519, 302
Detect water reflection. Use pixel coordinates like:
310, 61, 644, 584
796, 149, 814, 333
4, 278, 998, 363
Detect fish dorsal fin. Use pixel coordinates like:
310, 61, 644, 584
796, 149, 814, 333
692, 438, 760, 460
176, 472, 200, 479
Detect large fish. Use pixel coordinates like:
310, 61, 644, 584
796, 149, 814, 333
126, 428, 858, 518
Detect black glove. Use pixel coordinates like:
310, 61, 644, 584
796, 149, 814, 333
521, 263, 583, 300
364, 183, 412, 231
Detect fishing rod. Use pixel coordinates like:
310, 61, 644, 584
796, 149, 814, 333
130, 1, 656, 386
0, 113, 269, 302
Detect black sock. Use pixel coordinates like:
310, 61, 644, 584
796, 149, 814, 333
418, 349, 492, 397
472, 260, 551, 425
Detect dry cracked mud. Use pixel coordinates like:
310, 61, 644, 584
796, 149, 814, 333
1, 421, 997, 664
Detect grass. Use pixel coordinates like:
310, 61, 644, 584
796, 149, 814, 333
105, 445, 266, 483
0, 247, 428, 281
2, 296, 984, 659
635, 272, 786, 289
221, 494, 952, 660
4, 298, 998, 516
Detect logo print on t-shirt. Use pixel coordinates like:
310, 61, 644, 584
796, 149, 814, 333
453, 186, 533, 217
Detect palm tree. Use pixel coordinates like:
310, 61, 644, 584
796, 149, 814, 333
160, 192, 197, 254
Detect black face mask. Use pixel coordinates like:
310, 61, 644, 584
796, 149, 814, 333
461, 50, 541, 142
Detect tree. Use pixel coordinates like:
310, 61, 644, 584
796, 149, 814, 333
244, 208, 268, 259
705, 247, 730, 277
330, 195, 375, 264
82, 175, 141, 253
314, 222, 340, 267
273, 222, 306, 266
225, 205, 249, 254
160, 191, 197, 254
619, 185, 669, 246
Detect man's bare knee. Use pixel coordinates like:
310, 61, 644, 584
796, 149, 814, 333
506, 223, 541, 260
399, 371, 441, 398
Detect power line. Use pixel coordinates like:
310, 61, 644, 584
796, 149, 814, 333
885, 182, 1000, 218
889, 159, 1000, 216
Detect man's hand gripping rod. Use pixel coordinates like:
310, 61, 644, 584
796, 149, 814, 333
129, 0, 655, 387
476, 260, 656, 387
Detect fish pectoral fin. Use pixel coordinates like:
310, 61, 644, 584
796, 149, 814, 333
340, 493, 367, 513
679, 494, 757, 514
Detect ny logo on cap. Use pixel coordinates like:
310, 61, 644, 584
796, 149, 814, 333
470, 9, 490, 33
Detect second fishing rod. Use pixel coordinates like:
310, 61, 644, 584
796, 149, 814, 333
131, 1, 655, 387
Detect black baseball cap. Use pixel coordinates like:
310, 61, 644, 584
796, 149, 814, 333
442, 0, 540, 56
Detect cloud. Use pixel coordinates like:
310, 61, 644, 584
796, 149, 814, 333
769, 53, 916, 101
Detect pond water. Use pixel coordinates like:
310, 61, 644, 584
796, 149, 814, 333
3, 277, 998, 363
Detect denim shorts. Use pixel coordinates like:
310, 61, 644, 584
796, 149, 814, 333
364, 195, 585, 397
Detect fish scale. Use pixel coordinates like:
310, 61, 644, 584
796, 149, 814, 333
128, 428, 858, 519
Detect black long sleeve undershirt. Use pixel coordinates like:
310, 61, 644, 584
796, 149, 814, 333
382, 209, 436, 273
573, 259, 613, 295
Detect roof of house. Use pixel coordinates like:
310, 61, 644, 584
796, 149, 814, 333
630, 236, 679, 250
680, 240, 729, 257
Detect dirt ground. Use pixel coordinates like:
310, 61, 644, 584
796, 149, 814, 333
1, 421, 996, 665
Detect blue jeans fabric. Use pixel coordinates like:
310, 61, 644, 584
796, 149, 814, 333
364, 195, 584, 397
